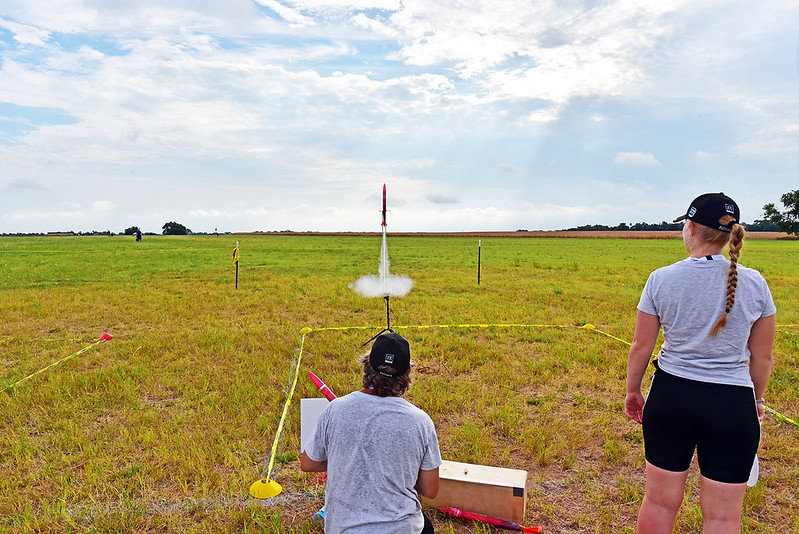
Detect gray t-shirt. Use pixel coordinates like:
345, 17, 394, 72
637, 255, 776, 387
303, 391, 442, 534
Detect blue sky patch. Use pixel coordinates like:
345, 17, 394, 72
0, 102, 77, 142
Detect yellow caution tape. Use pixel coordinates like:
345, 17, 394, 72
764, 406, 799, 428
0, 337, 99, 345
1, 334, 113, 393
264, 332, 307, 482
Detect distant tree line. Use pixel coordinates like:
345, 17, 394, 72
3, 193, 798, 236
565, 221, 682, 231
565, 219, 780, 232
565, 190, 799, 234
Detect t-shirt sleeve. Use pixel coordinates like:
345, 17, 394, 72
420, 416, 442, 471
303, 406, 330, 463
759, 274, 777, 318
637, 272, 658, 316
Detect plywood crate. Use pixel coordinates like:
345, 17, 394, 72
422, 460, 527, 523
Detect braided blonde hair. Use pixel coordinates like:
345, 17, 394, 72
703, 214, 745, 337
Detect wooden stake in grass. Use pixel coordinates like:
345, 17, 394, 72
478, 239, 482, 285
233, 241, 240, 289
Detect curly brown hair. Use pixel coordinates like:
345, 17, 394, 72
360, 352, 411, 397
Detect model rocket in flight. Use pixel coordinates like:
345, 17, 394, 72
348, 183, 413, 299
381, 183, 387, 226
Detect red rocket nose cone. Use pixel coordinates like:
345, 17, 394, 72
308, 371, 323, 388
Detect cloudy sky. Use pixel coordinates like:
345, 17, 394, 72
1, 1, 797, 233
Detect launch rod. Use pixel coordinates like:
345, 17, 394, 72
385, 295, 391, 331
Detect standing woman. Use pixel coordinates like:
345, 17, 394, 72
625, 193, 776, 533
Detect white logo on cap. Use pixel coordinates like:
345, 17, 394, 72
384, 353, 395, 365
725, 203, 735, 214
688, 207, 697, 217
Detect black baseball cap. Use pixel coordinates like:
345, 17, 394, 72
369, 332, 411, 378
673, 192, 740, 232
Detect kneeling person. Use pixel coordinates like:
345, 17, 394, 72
301, 332, 442, 533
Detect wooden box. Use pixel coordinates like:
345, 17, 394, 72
421, 460, 527, 523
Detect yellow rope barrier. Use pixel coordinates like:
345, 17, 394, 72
1, 334, 113, 393
764, 406, 799, 428
305, 322, 576, 333
0, 337, 99, 345
263, 331, 308, 482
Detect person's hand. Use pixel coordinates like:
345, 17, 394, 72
757, 402, 765, 423
625, 391, 645, 424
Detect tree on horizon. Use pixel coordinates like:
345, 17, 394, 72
162, 222, 191, 235
763, 190, 799, 236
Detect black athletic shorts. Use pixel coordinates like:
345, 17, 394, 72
421, 511, 434, 534
642, 362, 760, 484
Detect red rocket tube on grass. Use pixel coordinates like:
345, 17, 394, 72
308, 371, 337, 401
440, 507, 541, 533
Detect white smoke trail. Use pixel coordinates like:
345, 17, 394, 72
349, 226, 414, 298
349, 273, 414, 298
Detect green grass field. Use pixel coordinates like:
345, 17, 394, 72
1, 235, 797, 533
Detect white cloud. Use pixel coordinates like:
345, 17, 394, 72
2, 209, 86, 221
613, 152, 662, 167
6, 178, 44, 190
525, 108, 560, 123
426, 194, 459, 204
0, 17, 50, 46
386, 0, 690, 102
254, 0, 316, 26
91, 201, 114, 212
350, 13, 397, 37
495, 163, 522, 174
290, 0, 401, 9
187, 209, 237, 218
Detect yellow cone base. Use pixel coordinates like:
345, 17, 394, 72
250, 478, 283, 499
